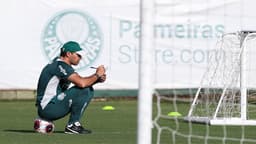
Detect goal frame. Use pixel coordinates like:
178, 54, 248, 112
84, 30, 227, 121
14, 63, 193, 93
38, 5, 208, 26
137, 0, 155, 144
185, 31, 256, 126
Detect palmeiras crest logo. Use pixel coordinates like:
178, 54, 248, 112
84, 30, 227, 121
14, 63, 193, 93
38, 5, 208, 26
41, 10, 103, 70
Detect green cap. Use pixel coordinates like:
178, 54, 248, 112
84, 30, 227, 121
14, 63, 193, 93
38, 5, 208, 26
61, 41, 82, 52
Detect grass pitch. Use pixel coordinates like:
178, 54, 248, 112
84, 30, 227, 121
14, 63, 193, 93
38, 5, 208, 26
0, 100, 256, 144
0, 100, 137, 144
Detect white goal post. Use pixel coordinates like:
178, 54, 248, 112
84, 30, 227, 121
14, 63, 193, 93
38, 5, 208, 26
185, 31, 256, 125
137, 0, 155, 144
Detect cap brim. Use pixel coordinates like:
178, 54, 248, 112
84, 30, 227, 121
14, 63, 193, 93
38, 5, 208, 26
76, 50, 86, 58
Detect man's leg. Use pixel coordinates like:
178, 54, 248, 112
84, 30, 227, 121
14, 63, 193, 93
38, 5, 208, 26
38, 86, 94, 123
66, 86, 94, 124
63, 86, 94, 134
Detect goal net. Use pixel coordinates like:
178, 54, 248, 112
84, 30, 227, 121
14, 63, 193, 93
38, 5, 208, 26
138, 1, 256, 144
151, 31, 256, 144
184, 31, 256, 125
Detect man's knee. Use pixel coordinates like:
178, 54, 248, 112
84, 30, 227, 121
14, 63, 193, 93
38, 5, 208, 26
72, 86, 94, 99
80, 87, 94, 98
66, 86, 94, 101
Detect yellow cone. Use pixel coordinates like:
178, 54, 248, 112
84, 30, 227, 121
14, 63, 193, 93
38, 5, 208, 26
168, 111, 182, 117
102, 105, 115, 111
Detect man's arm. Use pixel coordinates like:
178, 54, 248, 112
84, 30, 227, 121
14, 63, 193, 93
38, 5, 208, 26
68, 65, 106, 88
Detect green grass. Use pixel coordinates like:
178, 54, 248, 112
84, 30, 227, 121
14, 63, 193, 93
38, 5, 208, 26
0, 100, 137, 144
0, 100, 256, 144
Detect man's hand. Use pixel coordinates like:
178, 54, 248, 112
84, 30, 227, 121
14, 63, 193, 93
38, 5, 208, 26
98, 74, 106, 82
95, 65, 106, 83
96, 65, 105, 76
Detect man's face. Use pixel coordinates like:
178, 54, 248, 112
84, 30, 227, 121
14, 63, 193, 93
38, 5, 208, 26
69, 52, 82, 65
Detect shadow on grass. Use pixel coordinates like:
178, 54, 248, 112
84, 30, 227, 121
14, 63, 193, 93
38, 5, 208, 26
3, 129, 64, 134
